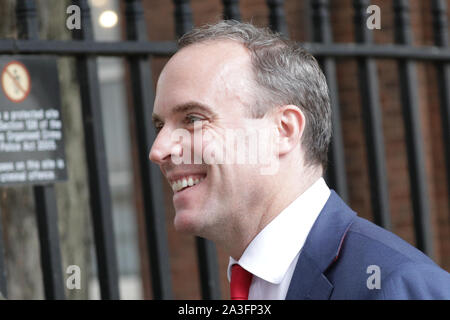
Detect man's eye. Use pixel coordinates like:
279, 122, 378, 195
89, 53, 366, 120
154, 123, 163, 133
185, 115, 204, 124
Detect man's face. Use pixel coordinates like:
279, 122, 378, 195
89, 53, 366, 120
150, 41, 277, 239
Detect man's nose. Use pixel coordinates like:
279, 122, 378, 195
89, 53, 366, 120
149, 127, 175, 165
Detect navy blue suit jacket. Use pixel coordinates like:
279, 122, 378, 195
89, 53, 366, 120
285, 191, 450, 299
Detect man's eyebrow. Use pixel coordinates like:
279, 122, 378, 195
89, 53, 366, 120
152, 101, 218, 124
151, 113, 162, 125
172, 101, 217, 117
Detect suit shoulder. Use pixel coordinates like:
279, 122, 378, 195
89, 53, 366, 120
345, 216, 436, 266
327, 216, 450, 299
380, 262, 450, 299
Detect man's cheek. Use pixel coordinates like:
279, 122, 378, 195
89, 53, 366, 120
170, 128, 192, 165
258, 126, 280, 175
192, 122, 203, 164
192, 122, 226, 165
202, 129, 226, 165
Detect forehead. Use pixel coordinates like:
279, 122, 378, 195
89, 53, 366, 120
153, 41, 254, 117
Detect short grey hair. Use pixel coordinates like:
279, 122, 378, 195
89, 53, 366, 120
178, 20, 332, 170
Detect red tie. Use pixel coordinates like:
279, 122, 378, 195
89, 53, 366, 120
230, 264, 253, 300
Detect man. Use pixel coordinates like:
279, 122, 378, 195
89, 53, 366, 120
149, 20, 450, 299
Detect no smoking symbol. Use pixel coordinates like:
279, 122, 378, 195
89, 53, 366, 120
1, 61, 31, 103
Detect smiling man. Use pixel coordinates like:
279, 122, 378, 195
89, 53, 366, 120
149, 20, 450, 300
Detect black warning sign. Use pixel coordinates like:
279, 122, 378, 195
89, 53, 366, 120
0, 56, 67, 186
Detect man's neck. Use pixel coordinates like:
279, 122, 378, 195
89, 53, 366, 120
227, 166, 323, 260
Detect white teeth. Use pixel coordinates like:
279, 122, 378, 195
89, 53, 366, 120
170, 176, 205, 193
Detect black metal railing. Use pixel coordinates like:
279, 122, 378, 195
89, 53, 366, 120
73, 0, 121, 300
354, 0, 391, 230
124, 0, 173, 299
17, 0, 65, 300
0, 0, 447, 300
312, 0, 349, 203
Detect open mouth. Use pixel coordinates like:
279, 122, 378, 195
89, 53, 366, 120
170, 174, 207, 194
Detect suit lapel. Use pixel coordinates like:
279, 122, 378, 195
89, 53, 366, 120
285, 251, 334, 299
285, 191, 355, 300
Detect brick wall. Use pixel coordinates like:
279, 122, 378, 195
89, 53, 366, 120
137, 0, 450, 299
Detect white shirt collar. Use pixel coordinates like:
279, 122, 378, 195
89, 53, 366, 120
227, 177, 331, 284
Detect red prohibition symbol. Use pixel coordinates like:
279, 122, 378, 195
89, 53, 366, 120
1, 60, 31, 103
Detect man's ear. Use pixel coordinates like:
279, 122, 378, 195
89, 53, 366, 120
275, 105, 306, 156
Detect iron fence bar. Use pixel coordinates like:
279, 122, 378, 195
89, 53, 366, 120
0, 39, 178, 56
72, 0, 120, 299
16, 0, 66, 300
353, 0, 391, 229
173, 0, 222, 300
0, 39, 450, 60
311, 0, 349, 202
33, 185, 66, 299
16, 0, 38, 40
0, 208, 6, 299
0, 0, 17, 297
174, 0, 194, 40
196, 237, 221, 299
124, 0, 173, 300
303, 43, 450, 60
432, 0, 450, 204
394, 0, 434, 256
266, 0, 289, 37
222, 0, 241, 21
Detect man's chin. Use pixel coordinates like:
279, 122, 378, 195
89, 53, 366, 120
173, 209, 203, 235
